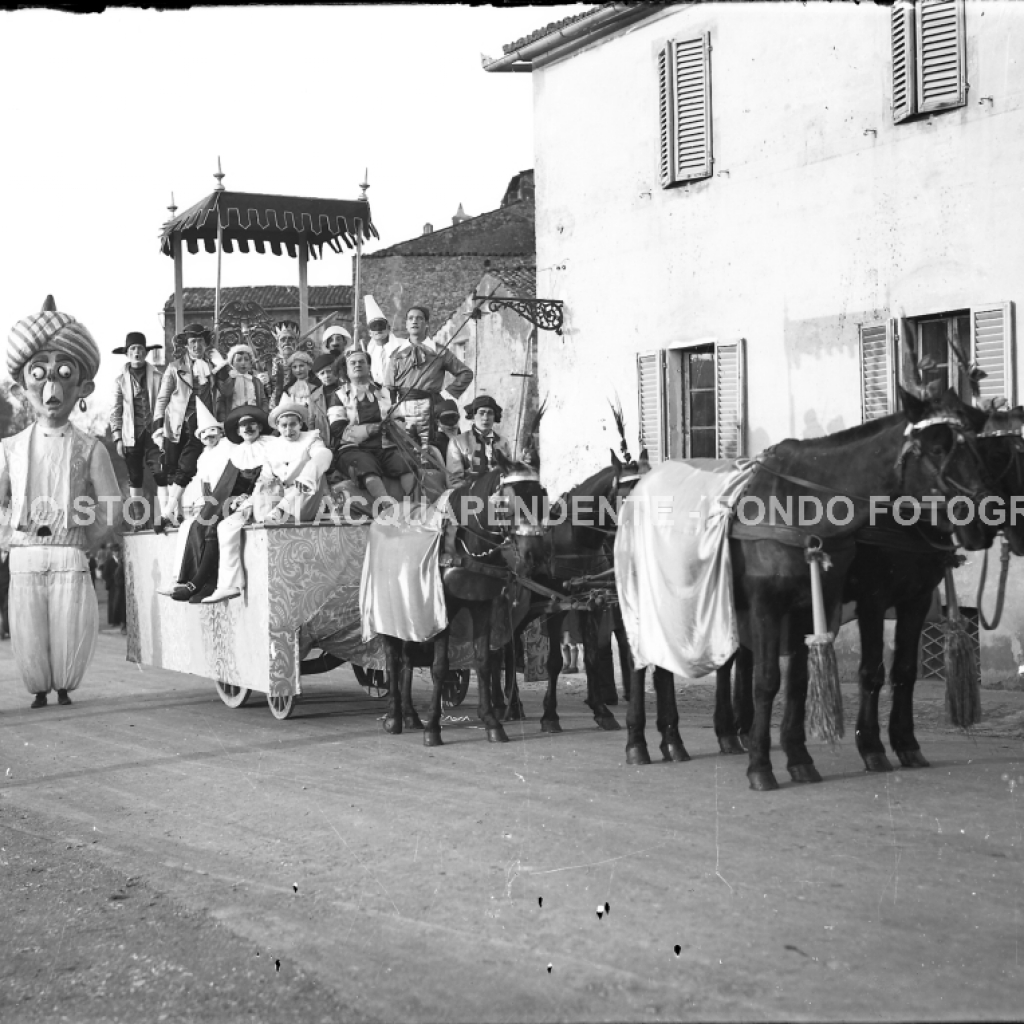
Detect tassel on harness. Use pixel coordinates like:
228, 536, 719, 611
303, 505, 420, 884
804, 536, 844, 744
944, 564, 982, 730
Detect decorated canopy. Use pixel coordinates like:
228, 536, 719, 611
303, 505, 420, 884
159, 190, 376, 260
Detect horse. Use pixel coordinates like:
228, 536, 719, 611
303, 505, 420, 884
380, 452, 548, 746
622, 389, 994, 789
488, 451, 647, 734
842, 403, 1024, 771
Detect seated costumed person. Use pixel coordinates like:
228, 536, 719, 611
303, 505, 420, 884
312, 352, 345, 405
0, 298, 122, 709
155, 400, 239, 603
446, 395, 511, 487
383, 305, 473, 448
109, 331, 167, 528
216, 343, 270, 419
152, 323, 229, 528
268, 321, 299, 407
328, 347, 416, 512
202, 403, 332, 604
276, 349, 331, 447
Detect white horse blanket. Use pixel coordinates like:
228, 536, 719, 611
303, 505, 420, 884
615, 459, 755, 679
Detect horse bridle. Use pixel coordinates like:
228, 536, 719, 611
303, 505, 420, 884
978, 422, 1024, 488
895, 415, 988, 501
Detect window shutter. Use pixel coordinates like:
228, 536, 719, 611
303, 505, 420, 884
971, 302, 1015, 406
714, 339, 745, 458
860, 322, 894, 420
637, 351, 667, 464
658, 42, 675, 189
917, 0, 966, 114
672, 34, 713, 183
892, 0, 917, 123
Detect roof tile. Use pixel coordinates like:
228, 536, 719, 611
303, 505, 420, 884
162, 284, 352, 313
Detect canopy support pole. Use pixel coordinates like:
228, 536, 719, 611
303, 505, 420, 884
298, 243, 309, 337
173, 234, 184, 340
215, 218, 224, 342
353, 222, 363, 347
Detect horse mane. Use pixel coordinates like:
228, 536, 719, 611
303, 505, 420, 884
559, 465, 617, 505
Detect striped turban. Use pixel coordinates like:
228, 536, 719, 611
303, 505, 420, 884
7, 310, 101, 383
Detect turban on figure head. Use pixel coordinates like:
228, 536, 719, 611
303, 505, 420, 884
7, 299, 102, 383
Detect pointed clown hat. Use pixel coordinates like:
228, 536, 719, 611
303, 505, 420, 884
194, 399, 223, 441
7, 295, 101, 383
364, 294, 389, 329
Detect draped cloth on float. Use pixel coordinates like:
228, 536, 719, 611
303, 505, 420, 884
359, 495, 451, 643
615, 459, 755, 679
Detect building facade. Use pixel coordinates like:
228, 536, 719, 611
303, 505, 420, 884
488, 0, 1024, 676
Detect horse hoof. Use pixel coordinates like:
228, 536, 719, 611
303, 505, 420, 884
718, 736, 746, 756
540, 719, 562, 734
789, 764, 823, 784
487, 726, 509, 744
503, 703, 526, 723
423, 730, 443, 747
626, 745, 652, 766
660, 742, 690, 763
403, 714, 424, 731
596, 715, 621, 732
896, 749, 930, 769
863, 752, 895, 773
748, 770, 780, 791
383, 717, 402, 735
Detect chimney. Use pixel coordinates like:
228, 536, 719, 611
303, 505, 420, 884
423, 222, 433, 235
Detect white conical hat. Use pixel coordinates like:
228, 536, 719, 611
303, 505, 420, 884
194, 398, 223, 439
364, 294, 388, 326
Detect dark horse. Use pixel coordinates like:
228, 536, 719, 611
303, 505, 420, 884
497, 451, 646, 734
842, 403, 1024, 772
381, 453, 547, 746
624, 389, 994, 789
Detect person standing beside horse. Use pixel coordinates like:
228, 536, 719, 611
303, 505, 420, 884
110, 331, 166, 527
0, 299, 122, 708
384, 306, 473, 448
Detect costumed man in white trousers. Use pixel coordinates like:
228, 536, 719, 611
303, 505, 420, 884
203, 402, 333, 603
0, 298, 122, 708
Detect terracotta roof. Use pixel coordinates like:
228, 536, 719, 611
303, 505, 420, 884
501, 7, 600, 55
365, 200, 533, 259
491, 263, 537, 299
162, 285, 352, 313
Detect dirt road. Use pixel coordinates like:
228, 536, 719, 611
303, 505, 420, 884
1, 628, 1023, 1022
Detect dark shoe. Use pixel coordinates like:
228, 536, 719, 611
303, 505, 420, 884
31, 693, 47, 709
189, 581, 217, 604
57, 690, 72, 706
170, 583, 197, 602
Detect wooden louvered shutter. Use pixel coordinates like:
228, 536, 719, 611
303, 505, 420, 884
672, 34, 713, 182
637, 351, 666, 464
658, 42, 675, 188
860, 322, 894, 420
971, 302, 1015, 406
892, 0, 917, 123
917, 0, 966, 114
714, 340, 745, 458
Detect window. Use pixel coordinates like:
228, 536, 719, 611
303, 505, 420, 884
859, 303, 1015, 420
892, 0, 967, 124
637, 340, 745, 463
658, 33, 713, 187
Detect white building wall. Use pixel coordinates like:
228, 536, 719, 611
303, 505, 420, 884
533, 1, 1024, 496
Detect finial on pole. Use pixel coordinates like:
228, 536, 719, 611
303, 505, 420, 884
359, 168, 369, 201
168, 192, 177, 219
214, 156, 225, 192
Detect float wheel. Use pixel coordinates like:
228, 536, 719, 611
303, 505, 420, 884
267, 692, 296, 720
352, 665, 389, 695
442, 670, 471, 707
215, 680, 251, 709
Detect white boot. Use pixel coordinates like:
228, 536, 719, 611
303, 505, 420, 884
162, 484, 184, 524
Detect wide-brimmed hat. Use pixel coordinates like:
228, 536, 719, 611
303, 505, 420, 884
311, 353, 339, 375
182, 323, 213, 345
112, 331, 161, 355
270, 402, 308, 430
464, 394, 503, 422
224, 404, 271, 444
435, 397, 460, 425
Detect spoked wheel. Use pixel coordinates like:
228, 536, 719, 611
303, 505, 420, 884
352, 665, 389, 695
215, 680, 252, 709
442, 670, 471, 708
267, 691, 297, 720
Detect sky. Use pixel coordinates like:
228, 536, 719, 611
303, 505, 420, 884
0, 3, 581, 413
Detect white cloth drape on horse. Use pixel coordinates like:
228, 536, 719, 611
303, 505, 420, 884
615, 459, 755, 679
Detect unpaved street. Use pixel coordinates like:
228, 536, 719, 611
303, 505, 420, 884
2, 628, 1023, 1023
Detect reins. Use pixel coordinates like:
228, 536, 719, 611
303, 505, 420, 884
977, 537, 1012, 630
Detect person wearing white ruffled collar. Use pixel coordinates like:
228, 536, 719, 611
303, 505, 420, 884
217, 344, 270, 418
202, 404, 332, 604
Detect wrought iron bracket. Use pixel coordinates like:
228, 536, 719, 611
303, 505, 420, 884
473, 293, 564, 335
